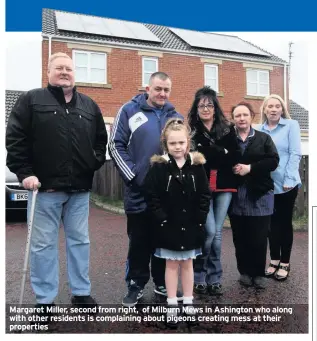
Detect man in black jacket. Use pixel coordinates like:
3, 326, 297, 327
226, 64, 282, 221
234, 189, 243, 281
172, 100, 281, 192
6, 52, 108, 308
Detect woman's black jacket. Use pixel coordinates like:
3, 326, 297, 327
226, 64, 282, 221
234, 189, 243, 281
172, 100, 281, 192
235, 129, 279, 198
192, 122, 240, 191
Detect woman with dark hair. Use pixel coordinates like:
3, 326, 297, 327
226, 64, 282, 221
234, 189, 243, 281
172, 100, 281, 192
188, 86, 240, 296
229, 102, 279, 289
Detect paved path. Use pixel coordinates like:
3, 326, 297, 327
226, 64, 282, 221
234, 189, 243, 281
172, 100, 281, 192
6, 205, 309, 333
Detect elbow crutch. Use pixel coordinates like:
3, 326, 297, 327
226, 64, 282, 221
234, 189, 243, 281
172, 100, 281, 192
19, 187, 40, 306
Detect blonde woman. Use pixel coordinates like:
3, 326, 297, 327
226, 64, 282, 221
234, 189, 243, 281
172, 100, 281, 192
259, 94, 302, 281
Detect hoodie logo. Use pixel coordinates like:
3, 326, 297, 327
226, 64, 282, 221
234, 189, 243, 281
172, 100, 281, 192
129, 112, 148, 134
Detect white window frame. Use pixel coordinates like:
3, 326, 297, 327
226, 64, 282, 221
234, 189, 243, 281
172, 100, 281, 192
73, 50, 107, 84
204, 64, 219, 93
142, 57, 158, 87
246, 69, 270, 97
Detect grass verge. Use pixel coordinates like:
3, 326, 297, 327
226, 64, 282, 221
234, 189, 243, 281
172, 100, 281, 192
90, 193, 308, 231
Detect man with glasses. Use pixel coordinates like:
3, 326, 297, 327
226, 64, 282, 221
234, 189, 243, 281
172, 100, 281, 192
109, 72, 183, 307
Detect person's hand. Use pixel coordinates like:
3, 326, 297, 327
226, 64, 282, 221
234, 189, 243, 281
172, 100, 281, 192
22, 176, 41, 190
283, 185, 293, 191
233, 164, 250, 176
233, 164, 242, 174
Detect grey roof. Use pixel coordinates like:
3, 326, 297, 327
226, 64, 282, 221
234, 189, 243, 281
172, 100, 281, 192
5, 90, 24, 126
290, 100, 308, 131
42, 9, 286, 65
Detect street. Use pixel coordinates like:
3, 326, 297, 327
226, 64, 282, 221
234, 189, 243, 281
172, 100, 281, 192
5, 204, 309, 333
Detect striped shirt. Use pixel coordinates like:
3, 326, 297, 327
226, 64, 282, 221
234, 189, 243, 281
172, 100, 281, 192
229, 127, 274, 217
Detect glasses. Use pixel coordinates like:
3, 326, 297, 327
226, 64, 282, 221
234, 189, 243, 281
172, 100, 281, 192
198, 103, 214, 111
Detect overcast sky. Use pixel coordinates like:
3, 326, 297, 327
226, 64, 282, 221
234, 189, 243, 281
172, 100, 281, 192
5, 32, 309, 108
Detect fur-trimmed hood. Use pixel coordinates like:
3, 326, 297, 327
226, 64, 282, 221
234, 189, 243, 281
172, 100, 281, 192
150, 152, 206, 166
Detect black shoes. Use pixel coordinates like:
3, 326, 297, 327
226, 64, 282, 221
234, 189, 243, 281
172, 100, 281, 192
253, 276, 267, 289
165, 305, 179, 329
122, 286, 144, 307
193, 284, 207, 294
239, 274, 266, 289
207, 283, 223, 296
239, 274, 253, 287
71, 295, 99, 309
194, 283, 223, 296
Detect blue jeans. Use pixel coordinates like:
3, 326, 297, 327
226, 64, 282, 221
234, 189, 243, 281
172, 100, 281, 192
28, 191, 91, 304
194, 192, 232, 285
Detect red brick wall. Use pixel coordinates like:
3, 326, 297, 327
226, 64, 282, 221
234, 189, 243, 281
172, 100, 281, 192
42, 40, 286, 123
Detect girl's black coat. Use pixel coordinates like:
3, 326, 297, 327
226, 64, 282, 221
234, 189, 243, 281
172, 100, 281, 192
144, 152, 211, 251
192, 123, 240, 191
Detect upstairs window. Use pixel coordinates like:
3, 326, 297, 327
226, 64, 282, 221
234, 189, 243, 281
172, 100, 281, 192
246, 69, 269, 97
73, 51, 107, 84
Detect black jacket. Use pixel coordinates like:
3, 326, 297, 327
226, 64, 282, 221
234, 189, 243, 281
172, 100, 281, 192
144, 152, 211, 251
6, 84, 108, 190
192, 122, 240, 191
235, 129, 279, 197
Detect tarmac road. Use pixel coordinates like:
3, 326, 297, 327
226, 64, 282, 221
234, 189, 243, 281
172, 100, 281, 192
5, 204, 309, 334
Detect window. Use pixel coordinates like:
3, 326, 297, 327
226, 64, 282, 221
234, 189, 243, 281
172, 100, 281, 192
142, 57, 158, 87
246, 69, 269, 96
204, 64, 219, 92
73, 51, 107, 84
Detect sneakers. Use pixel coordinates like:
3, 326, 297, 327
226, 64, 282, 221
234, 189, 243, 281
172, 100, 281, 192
207, 283, 223, 296
122, 286, 144, 307
193, 284, 207, 294
154, 285, 168, 296
253, 276, 266, 289
194, 283, 223, 296
154, 285, 183, 301
71, 295, 99, 309
239, 274, 253, 287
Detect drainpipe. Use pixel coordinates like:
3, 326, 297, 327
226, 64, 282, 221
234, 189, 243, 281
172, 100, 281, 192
48, 35, 52, 58
284, 63, 288, 109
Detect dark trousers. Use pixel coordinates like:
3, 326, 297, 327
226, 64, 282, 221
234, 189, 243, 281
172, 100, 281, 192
125, 211, 165, 289
269, 186, 298, 263
230, 215, 270, 277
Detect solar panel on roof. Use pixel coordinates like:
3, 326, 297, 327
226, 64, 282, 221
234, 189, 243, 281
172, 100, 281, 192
56, 12, 86, 33
81, 15, 112, 36
55, 11, 162, 43
169, 27, 270, 57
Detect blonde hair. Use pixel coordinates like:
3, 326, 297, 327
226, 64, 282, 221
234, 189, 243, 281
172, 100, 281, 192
48, 52, 72, 70
260, 94, 291, 123
161, 118, 192, 154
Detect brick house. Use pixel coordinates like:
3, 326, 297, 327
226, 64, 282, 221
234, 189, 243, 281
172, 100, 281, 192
42, 8, 288, 128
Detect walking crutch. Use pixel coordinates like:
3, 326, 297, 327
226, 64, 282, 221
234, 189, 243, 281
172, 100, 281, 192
19, 185, 40, 306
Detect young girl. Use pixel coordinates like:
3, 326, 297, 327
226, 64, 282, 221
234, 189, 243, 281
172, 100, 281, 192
144, 118, 211, 326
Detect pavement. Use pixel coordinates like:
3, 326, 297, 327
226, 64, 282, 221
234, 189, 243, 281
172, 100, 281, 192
5, 203, 309, 334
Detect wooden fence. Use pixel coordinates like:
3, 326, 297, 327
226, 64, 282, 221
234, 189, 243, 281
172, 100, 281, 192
92, 156, 309, 217
294, 155, 308, 216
